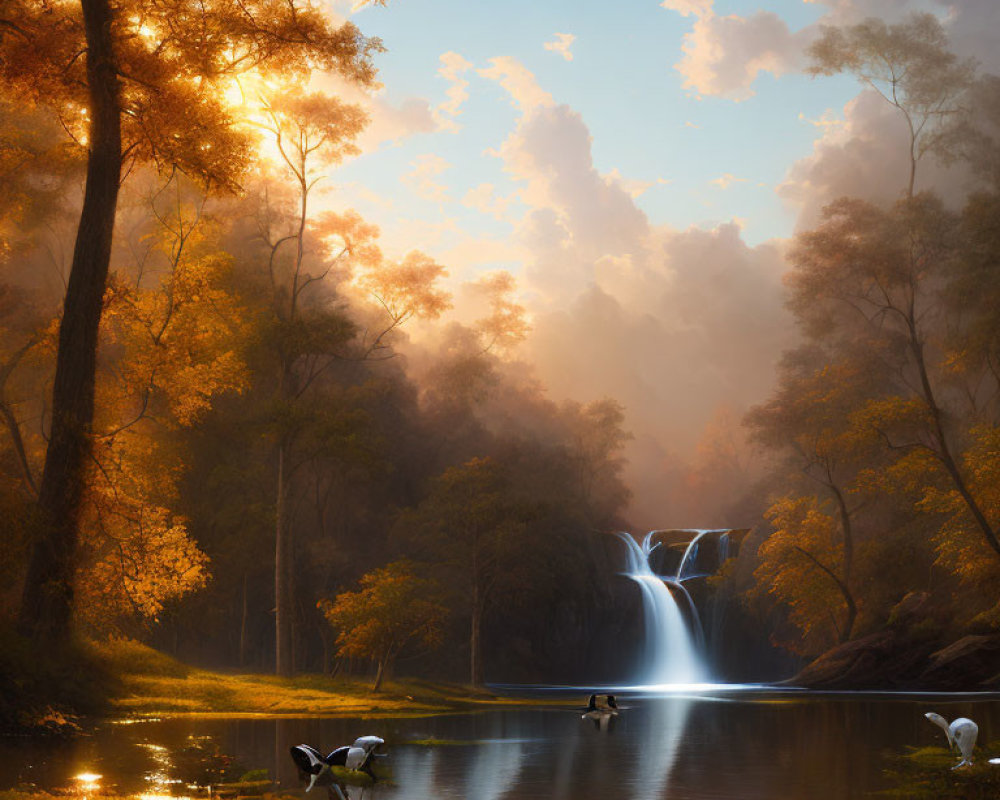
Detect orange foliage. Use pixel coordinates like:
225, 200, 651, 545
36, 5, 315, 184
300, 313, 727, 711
753, 496, 847, 655
319, 560, 446, 678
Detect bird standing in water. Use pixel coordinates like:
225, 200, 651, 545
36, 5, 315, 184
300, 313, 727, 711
925, 712, 978, 768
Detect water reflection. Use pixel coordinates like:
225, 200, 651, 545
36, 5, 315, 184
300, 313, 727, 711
632, 697, 692, 799
464, 740, 524, 800
4, 693, 1000, 800
386, 748, 436, 800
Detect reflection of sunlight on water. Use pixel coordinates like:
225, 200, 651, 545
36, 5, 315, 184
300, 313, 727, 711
465, 741, 525, 800
139, 794, 192, 800
632, 698, 692, 800
387, 749, 437, 800
136, 741, 194, 797
604, 682, 762, 693
73, 772, 102, 793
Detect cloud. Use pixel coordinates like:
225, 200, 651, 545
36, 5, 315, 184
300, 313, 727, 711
544, 32, 576, 61
604, 168, 655, 199
358, 95, 436, 151
434, 51, 474, 133
675, 10, 807, 100
711, 173, 748, 189
462, 183, 518, 220
478, 57, 555, 113
311, 73, 435, 152
471, 62, 794, 525
798, 109, 844, 130
684, 120, 700, 129
778, 89, 974, 228
660, 0, 713, 18
402, 153, 452, 203
665, 0, 1000, 103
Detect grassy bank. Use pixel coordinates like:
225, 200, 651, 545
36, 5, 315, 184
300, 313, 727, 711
2, 635, 559, 733
99, 639, 549, 719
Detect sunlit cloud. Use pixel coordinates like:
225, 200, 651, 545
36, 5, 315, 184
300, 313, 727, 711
478, 57, 555, 113
798, 109, 844, 130
402, 153, 452, 203
604, 167, 655, 199
310, 73, 435, 153
684, 120, 700, 129
674, 10, 806, 101
462, 183, 518, 220
434, 51, 474, 132
660, 0, 713, 18
710, 173, 748, 189
439, 236, 530, 275
544, 32, 576, 61
336, 181, 394, 210
388, 215, 460, 253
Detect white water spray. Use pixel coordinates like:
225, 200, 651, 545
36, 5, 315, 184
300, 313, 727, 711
617, 531, 706, 685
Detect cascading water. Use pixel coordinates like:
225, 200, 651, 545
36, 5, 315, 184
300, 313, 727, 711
677, 530, 707, 580
617, 531, 706, 685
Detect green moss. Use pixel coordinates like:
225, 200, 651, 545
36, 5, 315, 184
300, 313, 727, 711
882, 744, 1000, 798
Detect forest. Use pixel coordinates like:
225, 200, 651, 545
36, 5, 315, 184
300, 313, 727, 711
3, 0, 1000, 733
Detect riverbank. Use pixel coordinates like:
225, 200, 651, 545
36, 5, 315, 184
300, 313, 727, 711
2, 635, 557, 734
113, 670, 545, 719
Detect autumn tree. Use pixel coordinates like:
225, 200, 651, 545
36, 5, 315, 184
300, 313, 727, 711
752, 496, 852, 655
747, 348, 893, 642
319, 560, 446, 691
808, 12, 975, 197
1, 0, 380, 641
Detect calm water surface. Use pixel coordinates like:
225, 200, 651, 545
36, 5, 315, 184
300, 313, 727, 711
2, 690, 999, 799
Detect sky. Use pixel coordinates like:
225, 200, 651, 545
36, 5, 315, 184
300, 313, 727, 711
300, 0, 999, 527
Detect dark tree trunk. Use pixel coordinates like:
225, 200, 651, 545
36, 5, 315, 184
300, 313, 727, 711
470, 592, 484, 686
275, 441, 293, 675
239, 571, 249, 667
372, 657, 385, 692
18, 0, 122, 640
830, 484, 857, 642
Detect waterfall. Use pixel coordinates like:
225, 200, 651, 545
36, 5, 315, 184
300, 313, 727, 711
718, 532, 730, 567
677, 529, 714, 580
617, 531, 706, 685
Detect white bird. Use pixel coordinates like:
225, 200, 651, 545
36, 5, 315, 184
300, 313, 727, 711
925, 712, 979, 768
329, 736, 386, 776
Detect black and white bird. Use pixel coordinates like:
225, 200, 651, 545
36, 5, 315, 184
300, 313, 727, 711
329, 736, 386, 776
290, 736, 386, 791
925, 712, 978, 768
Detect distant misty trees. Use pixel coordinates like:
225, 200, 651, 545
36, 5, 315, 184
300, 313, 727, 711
749, 13, 1000, 657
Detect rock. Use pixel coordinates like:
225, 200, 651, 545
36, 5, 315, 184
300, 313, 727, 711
786, 630, 936, 690
919, 634, 1000, 690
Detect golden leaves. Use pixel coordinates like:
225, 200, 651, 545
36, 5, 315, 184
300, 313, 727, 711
319, 560, 447, 661
358, 250, 451, 325
754, 496, 846, 655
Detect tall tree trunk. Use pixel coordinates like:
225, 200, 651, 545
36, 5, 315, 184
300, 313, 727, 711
829, 484, 857, 641
239, 571, 249, 667
372, 656, 385, 692
470, 588, 484, 686
274, 441, 293, 675
18, 0, 122, 639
